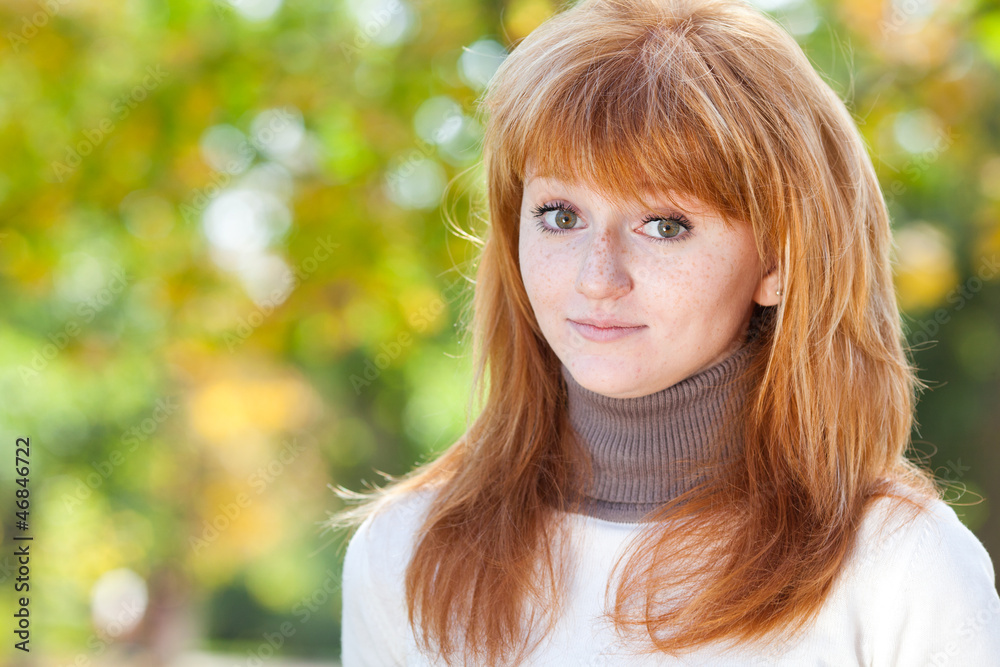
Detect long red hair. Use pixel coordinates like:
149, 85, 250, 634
330, 0, 942, 663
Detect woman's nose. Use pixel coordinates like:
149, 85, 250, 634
574, 228, 633, 299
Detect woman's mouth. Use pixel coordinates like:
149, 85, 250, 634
568, 319, 646, 342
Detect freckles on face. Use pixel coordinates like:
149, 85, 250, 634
517, 176, 762, 396
674, 227, 757, 325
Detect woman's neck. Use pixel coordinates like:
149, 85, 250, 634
559, 340, 756, 523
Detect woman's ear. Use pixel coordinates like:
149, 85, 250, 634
753, 264, 782, 307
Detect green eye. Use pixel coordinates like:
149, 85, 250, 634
657, 219, 683, 238
532, 201, 694, 244
530, 201, 582, 234
642, 214, 693, 243
553, 209, 577, 229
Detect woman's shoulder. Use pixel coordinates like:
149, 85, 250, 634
343, 485, 441, 574
854, 482, 993, 572
339, 486, 442, 664
849, 481, 995, 587
849, 482, 1000, 664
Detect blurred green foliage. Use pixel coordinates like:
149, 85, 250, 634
0, 0, 998, 663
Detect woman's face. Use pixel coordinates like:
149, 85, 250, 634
518, 169, 779, 398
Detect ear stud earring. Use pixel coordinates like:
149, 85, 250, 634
775, 288, 782, 297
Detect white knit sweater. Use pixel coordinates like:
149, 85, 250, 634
340, 485, 1000, 666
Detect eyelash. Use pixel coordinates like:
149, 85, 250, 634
530, 200, 694, 243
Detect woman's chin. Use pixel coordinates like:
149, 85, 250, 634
562, 360, 650, 398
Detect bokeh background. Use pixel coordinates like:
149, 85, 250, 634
0, 0, 998, 664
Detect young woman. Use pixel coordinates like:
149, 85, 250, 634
333, 0, 1000, 664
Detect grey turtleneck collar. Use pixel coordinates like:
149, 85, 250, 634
559, 340, 756, 523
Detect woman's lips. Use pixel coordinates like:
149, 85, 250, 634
568, 319, 646, 342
